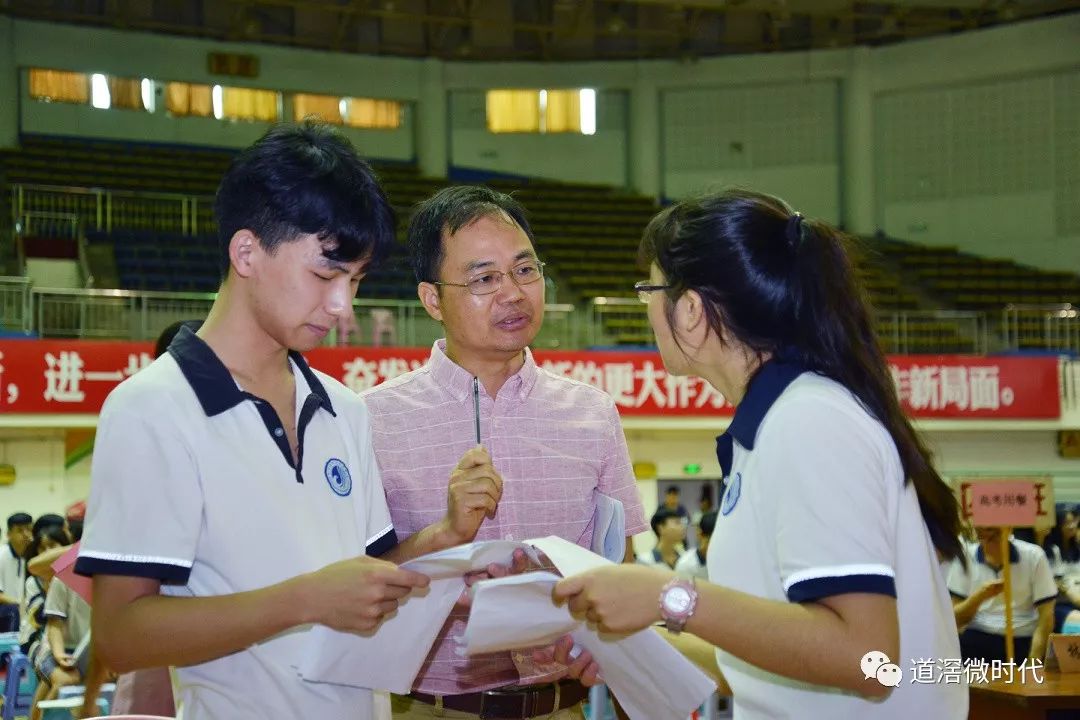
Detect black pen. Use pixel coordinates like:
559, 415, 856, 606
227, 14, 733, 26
472, 376, 481, 445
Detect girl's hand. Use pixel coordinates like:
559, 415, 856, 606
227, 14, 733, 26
553, 565, 674, 634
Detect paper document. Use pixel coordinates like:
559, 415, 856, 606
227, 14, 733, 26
465, 537, 717, 720
298, 542, 531, 692
298, 535, 716, 720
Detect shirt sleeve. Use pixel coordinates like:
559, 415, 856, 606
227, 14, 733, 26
760, 396, 899, 603
597, 399, 647, 536
357, 403, 397, 557
75, 395, 203, 584
946, 556, 973, 599
43, 579, 70, 620
1032, 552, 1058, 606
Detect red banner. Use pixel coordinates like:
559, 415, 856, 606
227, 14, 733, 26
0, 340, 1062, 419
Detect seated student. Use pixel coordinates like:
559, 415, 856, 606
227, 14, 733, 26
19, 526, 71, 655
638, 508, 685, 570
0, 512, 33, 632
28, 577, 90, 720
948, 527, 1057, 662
676, 510, 716, 582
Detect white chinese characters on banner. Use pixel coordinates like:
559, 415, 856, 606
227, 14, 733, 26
0, 351, 17, 406
539, 359, 730, 411
43, 351, 154, 404
44, 351, 86, 403
342, 356, 424, 394
890, 364, 1013, 413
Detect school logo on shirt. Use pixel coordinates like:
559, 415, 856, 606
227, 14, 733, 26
721, 472, 741, 516
324, 458, 352, 497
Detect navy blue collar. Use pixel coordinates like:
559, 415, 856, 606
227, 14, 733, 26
168, 326, 335, 418
975, 541, 1020, 567
715, 356, 808, 477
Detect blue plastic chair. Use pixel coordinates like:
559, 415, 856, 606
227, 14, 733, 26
1, 652, 36, 720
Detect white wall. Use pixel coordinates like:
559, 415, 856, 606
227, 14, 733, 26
11, 19, 419, 160
0, 18, 17, 148
661, 80, 841, 221
0, 433, 87, 521
448, 89, 627, 186
875, 67, 1080, 272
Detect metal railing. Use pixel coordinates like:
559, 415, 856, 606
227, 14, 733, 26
877, 310, 989, 355
1063, 360, 1080, 413
14, 285, 1080, 355
586, 297, 649, 347
586, 297, 996, 354
28, 286, 581, 349
0, 276, 32, 334
11, 184, 209, 236
1003, 304, 1080, 356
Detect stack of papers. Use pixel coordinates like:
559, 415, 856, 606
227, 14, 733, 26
298, 537, 716, 720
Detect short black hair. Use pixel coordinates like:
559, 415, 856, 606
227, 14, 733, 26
32, 513, 65, 537
214, 120, 396, 278
154, 320, 191, 358
650, 507, 682, 537
699, 510, 718, 538
24, 525, 71, 561
406, 185, 534, 284
666, 485, 680, 496
6, 513, 31, 530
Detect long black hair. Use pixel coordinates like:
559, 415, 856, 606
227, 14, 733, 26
639, 188, 964, 562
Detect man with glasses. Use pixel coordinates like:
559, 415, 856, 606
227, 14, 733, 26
361, 185, 646, 720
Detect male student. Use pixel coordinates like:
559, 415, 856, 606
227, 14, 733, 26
0, 512, 33, 630
363, 185, 646, 719
676, 510, 716, 581
75, 123, 503, 720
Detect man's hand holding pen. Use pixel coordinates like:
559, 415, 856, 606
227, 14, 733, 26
443, 445, 504, 545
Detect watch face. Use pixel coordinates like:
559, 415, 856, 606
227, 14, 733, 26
664, 586, 692, 614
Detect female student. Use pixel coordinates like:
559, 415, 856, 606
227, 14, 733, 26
554, 189, 967, 718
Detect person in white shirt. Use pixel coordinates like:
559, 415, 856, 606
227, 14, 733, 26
637, 508, 686, 570
75, 122, 501, 720
553, 189, 967, 719
948, 528, 1056, 662
0, 512, 33, 630
676, 510, 716, 582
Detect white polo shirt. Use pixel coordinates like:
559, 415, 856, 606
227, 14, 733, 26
708, 360, 966, 719
946, 539, 1057, 637
0, 543, 25, 602
76, 327, 396, 720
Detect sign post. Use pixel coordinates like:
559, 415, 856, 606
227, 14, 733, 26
965, 479, 1045, 662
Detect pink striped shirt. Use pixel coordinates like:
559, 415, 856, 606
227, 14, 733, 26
362, 340, 646, 695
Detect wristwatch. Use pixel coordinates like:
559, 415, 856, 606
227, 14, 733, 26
658, 577, 698, 634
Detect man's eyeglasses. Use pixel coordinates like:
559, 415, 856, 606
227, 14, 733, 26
634, 281, 672, 304
435, 260, 546, 297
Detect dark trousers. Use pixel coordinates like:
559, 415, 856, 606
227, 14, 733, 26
0, 603, 19, 633
959, 627, 1033, 663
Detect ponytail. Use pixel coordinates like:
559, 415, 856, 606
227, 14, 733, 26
791, 219, 964, 562
640, 189, 965, 562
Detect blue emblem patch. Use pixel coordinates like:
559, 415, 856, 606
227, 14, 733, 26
324, 459, 352, 497
721, 472, 741, 516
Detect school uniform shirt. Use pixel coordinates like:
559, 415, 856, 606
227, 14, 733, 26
75, 327, 396, 720
675, 548, 709, 582
0, 543, 25, 603
42, 578, 91, 652
708, 359, 966, 719
947, 539, 1057, 637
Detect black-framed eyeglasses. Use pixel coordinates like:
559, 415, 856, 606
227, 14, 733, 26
435, 260, 546, 297
634, 280, 672, 304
